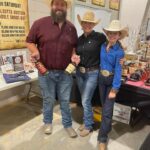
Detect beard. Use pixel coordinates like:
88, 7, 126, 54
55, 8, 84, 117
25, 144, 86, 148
51, 9, 67, 23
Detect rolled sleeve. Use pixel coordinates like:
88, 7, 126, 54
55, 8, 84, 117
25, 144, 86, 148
112, 50, 124, 90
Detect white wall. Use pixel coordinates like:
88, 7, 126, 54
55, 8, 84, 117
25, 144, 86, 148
74, 0, 119, 21
28, 0, 50, 26
141, 1, 150, 39
119, 0, 148, 52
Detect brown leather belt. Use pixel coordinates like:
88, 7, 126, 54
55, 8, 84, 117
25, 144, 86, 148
78, 65, 99, 73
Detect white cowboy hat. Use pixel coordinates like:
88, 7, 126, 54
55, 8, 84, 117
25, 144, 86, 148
103, 20, 129, 40
77, 10, 100, 26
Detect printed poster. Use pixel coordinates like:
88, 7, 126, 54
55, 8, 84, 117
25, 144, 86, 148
0, 0, 29, 50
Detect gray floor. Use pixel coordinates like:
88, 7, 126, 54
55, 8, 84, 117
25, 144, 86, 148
0, 97, 150, 150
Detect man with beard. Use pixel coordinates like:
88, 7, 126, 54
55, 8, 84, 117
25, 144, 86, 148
26, 0, 80, 138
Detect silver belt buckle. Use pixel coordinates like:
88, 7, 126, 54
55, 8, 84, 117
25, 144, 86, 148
101, 70, 110, 77
79, 67, 86, 73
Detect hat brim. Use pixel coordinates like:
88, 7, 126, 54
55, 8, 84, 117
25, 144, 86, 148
77, 14, 100, 26
103, 27, 129, 40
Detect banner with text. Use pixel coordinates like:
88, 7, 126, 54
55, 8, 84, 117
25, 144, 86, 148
0, 0, 29, 50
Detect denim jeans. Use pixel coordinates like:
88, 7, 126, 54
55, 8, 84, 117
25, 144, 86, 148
38, 70, 73, 128
98, 73, 115, 143
76, 69, 99, 130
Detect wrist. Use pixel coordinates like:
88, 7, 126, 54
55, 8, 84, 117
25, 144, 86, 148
110, 88, 118, 94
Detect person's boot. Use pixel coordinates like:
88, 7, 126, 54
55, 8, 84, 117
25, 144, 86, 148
44, 124, 52, 134
79, 128, 92, 137
65, 127, 77, 138
78, 124, 85, 131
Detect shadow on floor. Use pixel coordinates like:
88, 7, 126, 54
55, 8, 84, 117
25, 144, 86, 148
71, 105, 101, 131
71, 103, 150, 149
11, 124, 96, 150
110, 116, 150, 138
0, 96, 42, 136
0, 99, 150, 150
71, 105, 83, 125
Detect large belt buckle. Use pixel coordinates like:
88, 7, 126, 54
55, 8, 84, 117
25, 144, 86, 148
101, 70, 110, 77
79, 67, 86, 73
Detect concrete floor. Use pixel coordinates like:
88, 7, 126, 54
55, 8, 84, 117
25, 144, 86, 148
0, 97, 150, 150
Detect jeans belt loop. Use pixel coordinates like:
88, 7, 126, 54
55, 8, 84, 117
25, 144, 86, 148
100, 70, 113, 77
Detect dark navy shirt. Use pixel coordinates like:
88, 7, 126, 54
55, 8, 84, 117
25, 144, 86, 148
76, 31, 106, 68
100, 42, 125, 90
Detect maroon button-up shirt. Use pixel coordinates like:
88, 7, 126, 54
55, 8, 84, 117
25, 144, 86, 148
26, 16, 78, 70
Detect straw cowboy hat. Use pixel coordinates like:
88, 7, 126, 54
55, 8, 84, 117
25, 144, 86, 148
103, 20, 129, 40
77, 11, 100, 26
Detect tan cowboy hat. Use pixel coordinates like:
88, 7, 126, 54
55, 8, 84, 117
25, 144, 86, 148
103, 20, 129, 40
77, 10, 100, 26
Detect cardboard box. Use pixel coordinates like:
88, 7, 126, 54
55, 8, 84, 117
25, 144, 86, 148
113, 103, 131, 124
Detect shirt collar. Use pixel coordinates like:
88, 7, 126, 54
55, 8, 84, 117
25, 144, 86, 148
82, 30, 95, 38
104, 41, 120, 50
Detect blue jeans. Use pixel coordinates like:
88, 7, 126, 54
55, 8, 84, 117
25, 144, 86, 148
38, 70, 73, 128
76, 69, 99, 130
98, 73, 115, 143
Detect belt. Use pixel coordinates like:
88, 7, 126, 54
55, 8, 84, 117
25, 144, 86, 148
100, 70, 114, 77
78, 65, 99, 73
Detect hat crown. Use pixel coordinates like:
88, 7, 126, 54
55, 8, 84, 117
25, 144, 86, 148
77, 11, 100, 25
82, 11, 95, 22
108, 20, 122, 30
103, 20, 129, 40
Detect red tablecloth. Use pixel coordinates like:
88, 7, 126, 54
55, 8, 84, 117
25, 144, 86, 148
126, 80, 150, 90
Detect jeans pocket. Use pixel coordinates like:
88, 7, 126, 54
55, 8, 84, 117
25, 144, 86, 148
61, 72, 73, 84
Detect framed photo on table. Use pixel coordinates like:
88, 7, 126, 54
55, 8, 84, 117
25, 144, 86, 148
109, 0, 120, 11
92, 0, 105, 7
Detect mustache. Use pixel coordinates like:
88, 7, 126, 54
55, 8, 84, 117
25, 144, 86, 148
55, 9, 63, 12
